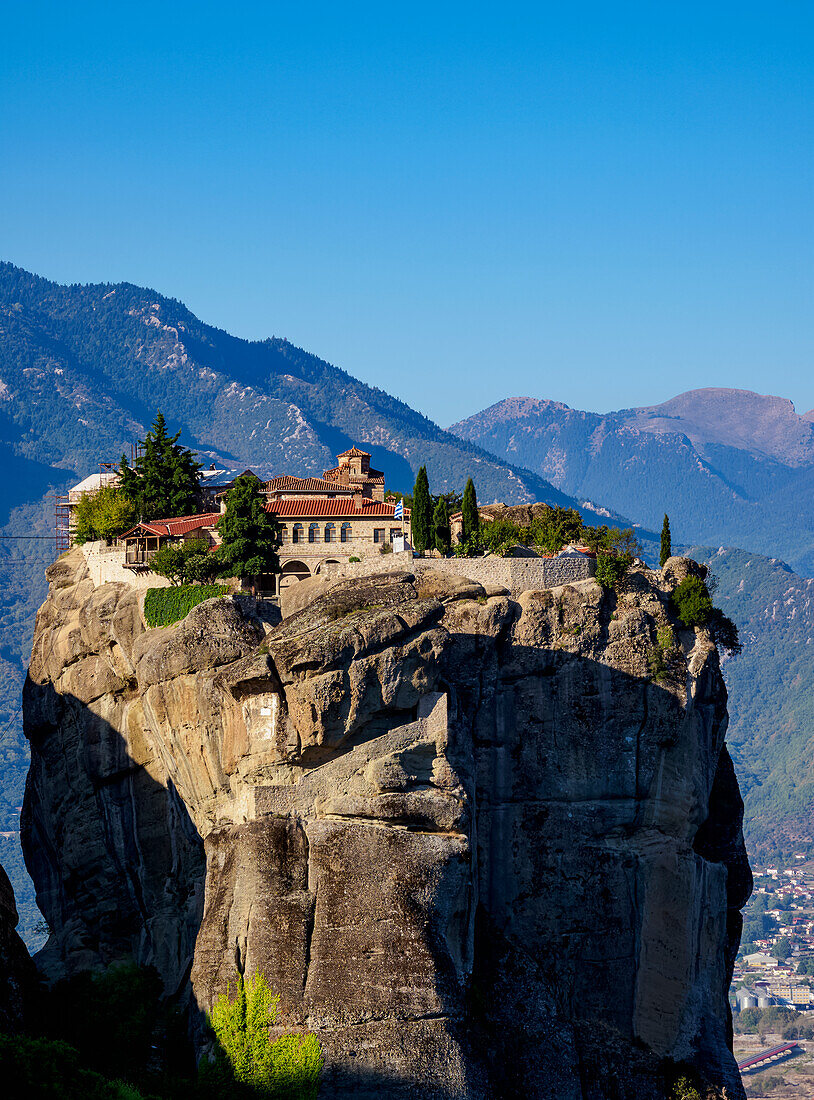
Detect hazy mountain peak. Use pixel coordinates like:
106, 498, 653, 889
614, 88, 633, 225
629, 387, 814, 466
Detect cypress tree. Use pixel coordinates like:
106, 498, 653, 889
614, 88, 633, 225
433, 496, 451, 554
411, 466, 433, 552
660, 513, 672, 568
118, 411, 202, 521
217, 475, 281, 592
461, 478, 479, 545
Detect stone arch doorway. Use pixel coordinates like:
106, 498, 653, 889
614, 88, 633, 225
278, 559, 311, 591
314, 559, 341, 574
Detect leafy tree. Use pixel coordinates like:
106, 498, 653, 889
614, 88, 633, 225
149, 538, 216, 586
772, 935, 793, 960
595, 552, 627, 591
461, 478, 479, 545
201, 970, 323, 1099
411, 466, 433, 553
216, 475, 281, 591
73, 485, 137, 544
118, 411, 202, 521
528, 507, 583, 552
660, 514, 672, 568
433, 497, 451, 554
797, 957, 814, 976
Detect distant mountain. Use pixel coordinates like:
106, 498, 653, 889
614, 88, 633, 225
450, 389, 814, 575
0, 261, 597, 520
688, 546, 814, 865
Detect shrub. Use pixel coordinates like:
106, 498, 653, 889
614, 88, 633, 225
144, 585, 229, 627
0, 1032, 148, 1100
671, 577, 742, 654
671, 576, 713, 627
595, 552, 627, 591
201, 971, 323, 1100
379, 542, 393, 555
348, 556, 361, 563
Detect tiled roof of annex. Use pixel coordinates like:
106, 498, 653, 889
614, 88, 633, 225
263, 499, 407, 519
121, 513, 221, 538
263, 475, 353, 494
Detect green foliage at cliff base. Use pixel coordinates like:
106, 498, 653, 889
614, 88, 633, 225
0, 1032, 151, 1100
202, 971, 323, 1100
144, 585, 229, 627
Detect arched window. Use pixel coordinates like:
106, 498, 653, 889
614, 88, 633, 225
340, 522, 352, 543
308, 522, 320, 543
324, 523, 335, 542
292, 523, 303, 544
279, 525, 288, 542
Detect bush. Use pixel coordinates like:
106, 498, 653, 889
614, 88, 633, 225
0, 1032, 148, 1100
348, 556, 361, 563
595, 552, 627, 590
671, 576, 713, 627
201, 971, 323, 1100
144, 585, 229, 627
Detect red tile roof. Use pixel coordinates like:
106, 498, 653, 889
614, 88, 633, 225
264, 500, 408, 519
336, 446, 371, 458
121, 513, 221, 538
263, 475, 353, 494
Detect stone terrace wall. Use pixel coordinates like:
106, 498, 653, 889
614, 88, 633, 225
80, 541, 171, 590
323, 551, 595, 596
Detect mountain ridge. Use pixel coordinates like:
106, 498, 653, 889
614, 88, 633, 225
450, 388, 814, 575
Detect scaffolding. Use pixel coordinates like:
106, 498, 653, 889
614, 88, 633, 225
52, 453, 136, 554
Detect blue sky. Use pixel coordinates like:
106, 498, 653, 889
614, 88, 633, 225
1, 2, 812, 426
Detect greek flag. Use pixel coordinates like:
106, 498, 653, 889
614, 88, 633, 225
393, 500, 403, 519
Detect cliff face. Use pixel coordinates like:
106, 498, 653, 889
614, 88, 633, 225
22, 549, 751, 1099
0, 862, 39, 1031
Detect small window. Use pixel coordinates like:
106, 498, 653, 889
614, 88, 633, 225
341, 523, 351, 543
373, 528, 385, 543
325, 523, 335, 542
390, 528, 401, 543
279, 525, 288, 542
292, 524, 303, 544
309, 523, 319, 543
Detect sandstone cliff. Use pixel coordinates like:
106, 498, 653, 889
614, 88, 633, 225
22, 548, 750, 1099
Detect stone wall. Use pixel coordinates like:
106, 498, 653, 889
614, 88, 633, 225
80, 541, 171, 590
323, 552, 595, 596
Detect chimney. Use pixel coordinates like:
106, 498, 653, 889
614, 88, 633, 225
354, 490, 364, 511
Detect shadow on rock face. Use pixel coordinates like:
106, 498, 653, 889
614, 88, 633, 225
20, 558, 751, 1100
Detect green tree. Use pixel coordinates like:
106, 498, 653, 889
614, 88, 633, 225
411, 466, 433, 553
118, 411, 202, 521
671, 576, 714, 627
595, 552, 627, 591
73, 485, 137, 544
148, 538, 217, 586
433, 496, 451, 554
461, 478, 479, 545
660, 514, 672, 568
216, 476, 281, 592
201, 970, 323, 1099
772, 935, 793, 960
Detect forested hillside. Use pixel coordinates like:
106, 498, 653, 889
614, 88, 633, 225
690, 546, 814, 863
451, 392, 814, 576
